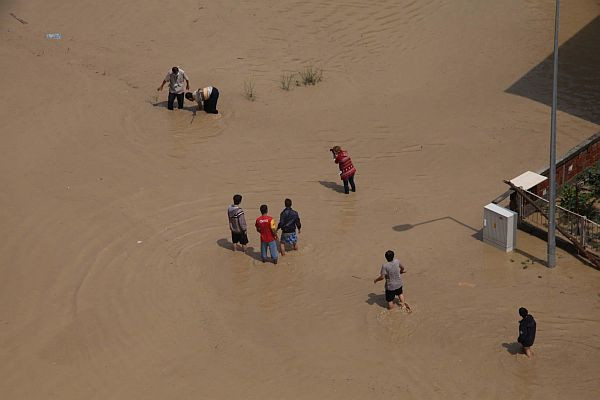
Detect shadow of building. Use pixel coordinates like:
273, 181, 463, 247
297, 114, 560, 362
506, 16, 600, 125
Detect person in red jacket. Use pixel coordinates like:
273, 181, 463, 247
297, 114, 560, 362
331, 145, 357, 194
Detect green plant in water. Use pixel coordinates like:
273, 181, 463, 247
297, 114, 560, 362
298, 66, 323, 86
244, 79, 256, 101
280, 73, 294, 90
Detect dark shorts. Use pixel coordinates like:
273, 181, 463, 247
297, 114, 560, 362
385, 287, 403, 302
231, 231, 248, 245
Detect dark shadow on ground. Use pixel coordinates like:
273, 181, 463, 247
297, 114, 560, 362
514, 248, 547, 267
319, 180, 345, 193
517, 222, 599, 270
151, 100, 197, 113
502, 342, 522, 355
393, 216, 479, 235
216, 239, 264, 261
506, 16, 600, 125
366, 292, 388, 309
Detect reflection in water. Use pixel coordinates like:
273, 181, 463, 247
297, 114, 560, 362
506, 16, 600, 125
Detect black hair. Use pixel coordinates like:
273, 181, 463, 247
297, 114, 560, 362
172, 66, 179, 73
519, 307, 528, 318
385, 250, 394, 262
285, 198, 292, 208
185, 92, 194, 101
260, 204, 268, 214
233, 194, 242, 205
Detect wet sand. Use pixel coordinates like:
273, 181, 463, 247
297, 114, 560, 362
1, 1, 600, 398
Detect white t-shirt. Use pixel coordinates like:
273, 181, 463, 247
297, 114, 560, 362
165, 68, 188, 94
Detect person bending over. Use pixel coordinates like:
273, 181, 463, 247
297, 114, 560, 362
185, 86, 220, 114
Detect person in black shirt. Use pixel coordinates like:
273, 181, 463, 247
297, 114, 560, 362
517, 307, 536, 357
277, 198, 301, 255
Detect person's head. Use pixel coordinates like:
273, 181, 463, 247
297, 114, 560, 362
171, 66, 179, 74
385, 250, 394, 262
519, 307, 528, 318
260, 204, 268, 215
284, 198, 292, 208
233, 194, 242, 205
185, 92, 194, 101
332, 145, 341, 154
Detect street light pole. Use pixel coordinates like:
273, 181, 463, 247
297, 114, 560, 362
548, 0, 560, 268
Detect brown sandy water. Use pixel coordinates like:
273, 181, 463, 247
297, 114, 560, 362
1, 1, 600, 398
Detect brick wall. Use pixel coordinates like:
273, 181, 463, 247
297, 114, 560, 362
532, 132, 600, 197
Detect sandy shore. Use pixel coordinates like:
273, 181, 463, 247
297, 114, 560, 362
1, 0, 600, 398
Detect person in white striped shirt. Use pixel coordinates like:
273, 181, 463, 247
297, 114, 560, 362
186, 86, 220, 114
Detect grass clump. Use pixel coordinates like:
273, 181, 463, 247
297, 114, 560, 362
280, 72, 295, 90
244, 79, 256, 101
298, 66, 323, 86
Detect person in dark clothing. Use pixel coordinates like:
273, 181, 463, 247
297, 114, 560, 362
517, 307, 536, 357
277, 198, 301, 255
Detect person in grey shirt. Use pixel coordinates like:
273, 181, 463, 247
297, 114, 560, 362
373, 250, 411, 311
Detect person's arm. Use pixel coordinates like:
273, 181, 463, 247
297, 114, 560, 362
157, 79, 167, 91
255, 220, 261, 233
270, 219, 277, 236
295, 213, 301, 233
399, 261, 406, 274
373, 274, 384, 284
239, 213, 247, 232
184, 72, 190, 90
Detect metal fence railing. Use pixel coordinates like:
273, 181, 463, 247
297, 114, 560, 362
515, 189, 600, 254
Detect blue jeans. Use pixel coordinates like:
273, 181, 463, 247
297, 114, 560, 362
261, 240, 279, 260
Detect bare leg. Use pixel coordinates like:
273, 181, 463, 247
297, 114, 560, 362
241, 244, 247, 252
279, 242, 286, 256
398, 294, 412, 313
387, 301, 395, 310
293, 242, 298, 251
232, 243, 236, 252
523, 346, 534, 357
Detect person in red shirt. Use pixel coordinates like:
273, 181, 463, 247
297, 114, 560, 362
331, 145, 357, 194
255, 204, 279, 264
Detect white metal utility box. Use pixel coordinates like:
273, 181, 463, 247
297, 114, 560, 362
483, 203, 517, 252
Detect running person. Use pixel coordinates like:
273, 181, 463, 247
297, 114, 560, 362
373, 250, 411, 311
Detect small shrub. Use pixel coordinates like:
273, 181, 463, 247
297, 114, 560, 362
298, 66, 323, 86
244, 79, 256, 101
559, 183, 597, 218
280, 72, 295, 90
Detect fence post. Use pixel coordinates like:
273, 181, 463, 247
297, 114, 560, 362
581, 215, 587, 247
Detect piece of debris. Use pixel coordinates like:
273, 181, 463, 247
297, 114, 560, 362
137, 240, 143, 244
10, 13, 28, 24
458, 282, 476, 288
46, 33, 61, 40
537, 275, 542, 279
